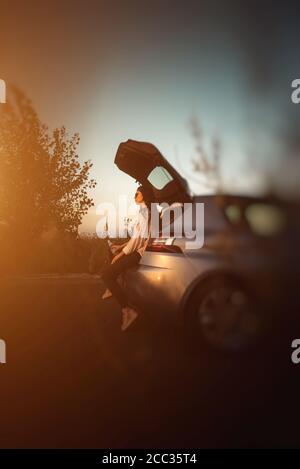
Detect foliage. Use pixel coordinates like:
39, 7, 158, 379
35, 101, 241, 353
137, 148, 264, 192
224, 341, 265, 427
0, 87, 96, 241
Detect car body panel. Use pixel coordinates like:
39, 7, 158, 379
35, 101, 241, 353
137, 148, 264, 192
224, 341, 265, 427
122, 194, 300, 329
123, 235, 233, 324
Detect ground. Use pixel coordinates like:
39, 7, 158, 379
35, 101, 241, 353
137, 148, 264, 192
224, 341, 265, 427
0, 274, 298, 448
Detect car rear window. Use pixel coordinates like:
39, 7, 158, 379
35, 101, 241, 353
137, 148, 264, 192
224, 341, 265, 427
147, 166, 173, 190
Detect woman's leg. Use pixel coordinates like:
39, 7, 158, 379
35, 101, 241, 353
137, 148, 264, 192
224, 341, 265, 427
102, 251, 141, 308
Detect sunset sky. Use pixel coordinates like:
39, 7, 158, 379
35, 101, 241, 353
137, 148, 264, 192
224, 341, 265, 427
1, 1, 299, 232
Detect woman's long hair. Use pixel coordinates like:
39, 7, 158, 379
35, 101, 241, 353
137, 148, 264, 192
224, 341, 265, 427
136, 185, 156, 237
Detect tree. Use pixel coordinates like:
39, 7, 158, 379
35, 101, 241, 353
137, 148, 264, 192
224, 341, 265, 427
188, 116, 223, 193
0, 87, 96, 241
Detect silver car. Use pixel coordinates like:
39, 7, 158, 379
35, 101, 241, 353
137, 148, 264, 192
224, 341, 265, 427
114, 139, 299, 352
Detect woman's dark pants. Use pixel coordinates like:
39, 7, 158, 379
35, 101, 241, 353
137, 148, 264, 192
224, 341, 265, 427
102, 251, 141, 308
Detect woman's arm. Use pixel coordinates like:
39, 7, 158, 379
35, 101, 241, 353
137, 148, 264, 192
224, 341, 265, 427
122, 236, 144, 255
111, 241, 128, 252
111, 250, 125, 264
122, 208, 149, 255
110, 241, 129, 263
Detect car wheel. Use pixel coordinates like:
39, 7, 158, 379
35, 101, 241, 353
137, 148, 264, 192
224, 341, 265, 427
185, 275, 264, 352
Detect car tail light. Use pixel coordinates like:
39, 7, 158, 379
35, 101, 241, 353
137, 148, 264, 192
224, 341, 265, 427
147, 238, 182, 253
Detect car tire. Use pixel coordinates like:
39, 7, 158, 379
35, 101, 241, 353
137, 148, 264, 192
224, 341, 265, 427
184, 275, 267, 353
